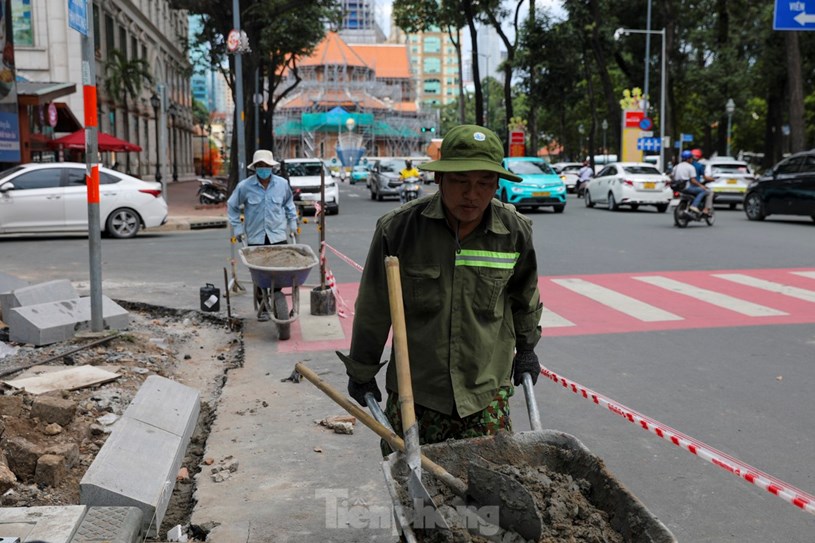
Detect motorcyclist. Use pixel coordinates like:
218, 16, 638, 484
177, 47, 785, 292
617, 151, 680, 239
399, 160, 420, 180
672, 150, 710, 215
576, 159, 594, 195
690, 149, 714, 214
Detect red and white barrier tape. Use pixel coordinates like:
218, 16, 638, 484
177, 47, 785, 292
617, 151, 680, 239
323, 242, 365, 273
540, 366, 815, 516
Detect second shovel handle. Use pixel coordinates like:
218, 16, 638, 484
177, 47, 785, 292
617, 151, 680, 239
385, 256, 417, 432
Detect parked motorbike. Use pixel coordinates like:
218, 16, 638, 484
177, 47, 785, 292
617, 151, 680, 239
197, 178, 228, 205
400, 177, 421, 203
671, 191, 715, 227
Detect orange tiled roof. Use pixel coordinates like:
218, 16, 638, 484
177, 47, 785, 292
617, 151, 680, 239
352, 44, 412, 79
298, 31, 369, 68
393, 101, 418, 113
278, 88, 390, 111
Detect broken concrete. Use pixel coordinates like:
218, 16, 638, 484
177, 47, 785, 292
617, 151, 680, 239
7, 295, 130, 346
31, 394, 77, 426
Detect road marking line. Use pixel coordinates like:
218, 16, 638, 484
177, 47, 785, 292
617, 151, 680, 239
551, 278, 683, 322
791, 271, 815, 280
539, 306, 575, 328
714, 274, 815, 303
634, 276, 788, 317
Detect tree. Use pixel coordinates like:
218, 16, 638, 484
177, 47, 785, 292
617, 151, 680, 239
104, 49, 154, 175
172, 0, 340, 189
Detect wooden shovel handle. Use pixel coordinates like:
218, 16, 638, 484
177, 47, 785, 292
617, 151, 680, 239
294, 362, 467, 497
384, 256, 416, 433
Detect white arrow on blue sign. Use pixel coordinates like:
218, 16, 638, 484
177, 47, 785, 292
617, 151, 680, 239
637, 137, 662, 152
774, 0, 815, 30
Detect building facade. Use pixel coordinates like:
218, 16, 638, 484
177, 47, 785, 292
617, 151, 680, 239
13, 0, 193, 180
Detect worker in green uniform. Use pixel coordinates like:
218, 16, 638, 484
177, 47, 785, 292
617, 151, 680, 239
336, 124, 543, 450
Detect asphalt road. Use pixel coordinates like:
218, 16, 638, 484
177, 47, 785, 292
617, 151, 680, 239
2, 181, 814, 541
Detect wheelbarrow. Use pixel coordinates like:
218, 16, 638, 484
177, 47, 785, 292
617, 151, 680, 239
238, 244, 318, 340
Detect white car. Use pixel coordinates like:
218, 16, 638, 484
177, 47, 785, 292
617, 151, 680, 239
281, 158, 339, 214
584, 162, 672, 212
551, 162, 582, 193
0, 163, 167, 238
704, 158, 755, 209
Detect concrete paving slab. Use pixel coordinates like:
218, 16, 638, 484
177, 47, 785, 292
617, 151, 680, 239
0, 272, 29, 313
70, 506, 143, 543
122, 375, 200, 444
189, 320, 397, 543
0, 279, 77, 316
298, 311, 345, 341
0, 505, 86, 542
79, 418, 181, 538
7, 296, 129, 346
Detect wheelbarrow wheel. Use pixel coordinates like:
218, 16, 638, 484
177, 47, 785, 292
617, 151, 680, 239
274, 291, 291, 340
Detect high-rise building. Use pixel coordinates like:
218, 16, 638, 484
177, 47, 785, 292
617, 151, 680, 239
337, 0, 385, 44
391, 26, 460, 109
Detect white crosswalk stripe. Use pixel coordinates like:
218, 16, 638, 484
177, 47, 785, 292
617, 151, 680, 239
791, 271, 815, 280
539, 306, 575, 328
633, 276, 787, 317
551, 278, 683, 322
714, 274, 815, 303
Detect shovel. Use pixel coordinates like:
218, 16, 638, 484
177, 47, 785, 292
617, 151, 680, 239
295, 362, 543, 540
383, 256, 447, 530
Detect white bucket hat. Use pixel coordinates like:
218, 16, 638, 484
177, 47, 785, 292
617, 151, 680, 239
248, 149, 279, 169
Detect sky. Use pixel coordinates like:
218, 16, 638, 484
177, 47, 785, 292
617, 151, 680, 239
375, 0, 566, 38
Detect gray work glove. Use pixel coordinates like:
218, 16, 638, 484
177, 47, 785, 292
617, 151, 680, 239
235, 233, 245, 244
348, 378, 382, 407
512, 349, 540, 386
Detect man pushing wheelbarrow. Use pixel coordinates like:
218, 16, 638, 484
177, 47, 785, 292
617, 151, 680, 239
228, 149, 305, 340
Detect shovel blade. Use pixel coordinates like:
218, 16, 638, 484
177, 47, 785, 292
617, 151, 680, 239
467, 462, 543, 541
407, 468, 450, 531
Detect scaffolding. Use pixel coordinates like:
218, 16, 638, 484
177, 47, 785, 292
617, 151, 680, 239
273, 46, 433, 163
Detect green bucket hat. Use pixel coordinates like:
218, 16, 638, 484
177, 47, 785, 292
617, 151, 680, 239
419, 125, 522, 182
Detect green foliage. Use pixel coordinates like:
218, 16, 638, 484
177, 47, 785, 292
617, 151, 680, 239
192, 98, 210, 127
104, 49, 154, 105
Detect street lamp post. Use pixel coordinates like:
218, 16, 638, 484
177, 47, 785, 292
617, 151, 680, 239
601, 119, 609, 164
726, 98, 735, 156
150, 93, 162, 183
615, 27, 666, 171
578, 123, 585, 159
168, 103, 178, 182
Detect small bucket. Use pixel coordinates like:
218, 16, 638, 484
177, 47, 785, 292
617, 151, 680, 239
200, 283, 220, 312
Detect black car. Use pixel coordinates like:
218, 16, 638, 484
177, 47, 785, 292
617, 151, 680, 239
744, 150, 815, 222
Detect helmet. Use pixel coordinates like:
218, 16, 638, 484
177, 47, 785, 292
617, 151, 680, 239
691, 149, 703, 159
681, 150, 693, 160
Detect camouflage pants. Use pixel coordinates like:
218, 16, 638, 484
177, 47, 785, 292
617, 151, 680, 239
380, 386, 513, 457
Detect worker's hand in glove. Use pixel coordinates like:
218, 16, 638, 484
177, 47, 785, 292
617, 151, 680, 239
348, 378, 382, 407
512, 349, 540, 386
235, 233, 245, 244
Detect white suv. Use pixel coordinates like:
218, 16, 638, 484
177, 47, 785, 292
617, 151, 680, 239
281, 158, 339, 215
704, 157, 756, 209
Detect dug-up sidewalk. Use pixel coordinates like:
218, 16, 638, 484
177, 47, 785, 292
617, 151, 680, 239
189, 305, 398, 543
154, 179, 228, 232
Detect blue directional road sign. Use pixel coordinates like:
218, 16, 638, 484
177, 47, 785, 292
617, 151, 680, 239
774, 0, 815, 30
681, 133, 694, 143
637, 137, 662, 152
68, 0, 89, 36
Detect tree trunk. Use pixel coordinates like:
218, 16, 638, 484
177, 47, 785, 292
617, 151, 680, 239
462, 0, 483, 126
122, 92, 131, 175
588, 0, 619, 154
785, 32, 805, 154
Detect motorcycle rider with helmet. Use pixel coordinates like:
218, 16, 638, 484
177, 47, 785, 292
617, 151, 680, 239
673, 150, 711, 215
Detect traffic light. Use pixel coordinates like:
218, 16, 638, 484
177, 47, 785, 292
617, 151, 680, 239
421, 127, 436, 133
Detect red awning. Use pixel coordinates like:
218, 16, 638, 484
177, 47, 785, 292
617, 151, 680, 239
48, 130, 142, 152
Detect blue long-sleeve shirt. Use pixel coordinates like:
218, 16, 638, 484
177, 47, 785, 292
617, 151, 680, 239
227, 174, 298, 244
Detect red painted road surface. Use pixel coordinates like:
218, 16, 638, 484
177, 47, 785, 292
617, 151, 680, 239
278, 267, 815, 353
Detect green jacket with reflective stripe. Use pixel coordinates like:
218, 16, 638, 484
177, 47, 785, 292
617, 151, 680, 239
338, 192, 542, 418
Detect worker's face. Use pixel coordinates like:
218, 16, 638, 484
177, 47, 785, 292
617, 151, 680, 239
439, 171, 499, 228
256, 166, 273, 180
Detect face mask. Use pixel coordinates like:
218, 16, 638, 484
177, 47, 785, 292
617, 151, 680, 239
256, 167, 272, 179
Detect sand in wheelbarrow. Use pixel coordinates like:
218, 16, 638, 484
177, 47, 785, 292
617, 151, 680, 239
393, 443, 626, 543
244, 246, 316, 268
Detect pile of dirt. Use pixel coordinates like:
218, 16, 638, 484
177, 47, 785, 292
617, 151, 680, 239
0, 305, 242, 541
242, 246, 316, 269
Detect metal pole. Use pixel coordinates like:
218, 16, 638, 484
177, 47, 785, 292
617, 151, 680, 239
319, 167, 326, 290
726, 113, 732, 156
233, 0, 246, 181
254, 67, 260, 149
644, 0, 652, 113
82, 3, 103, 332
659, 29, 666, 172
172, 111, 178, 181
158, 84, 168, 204
152, 100, 161, 183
